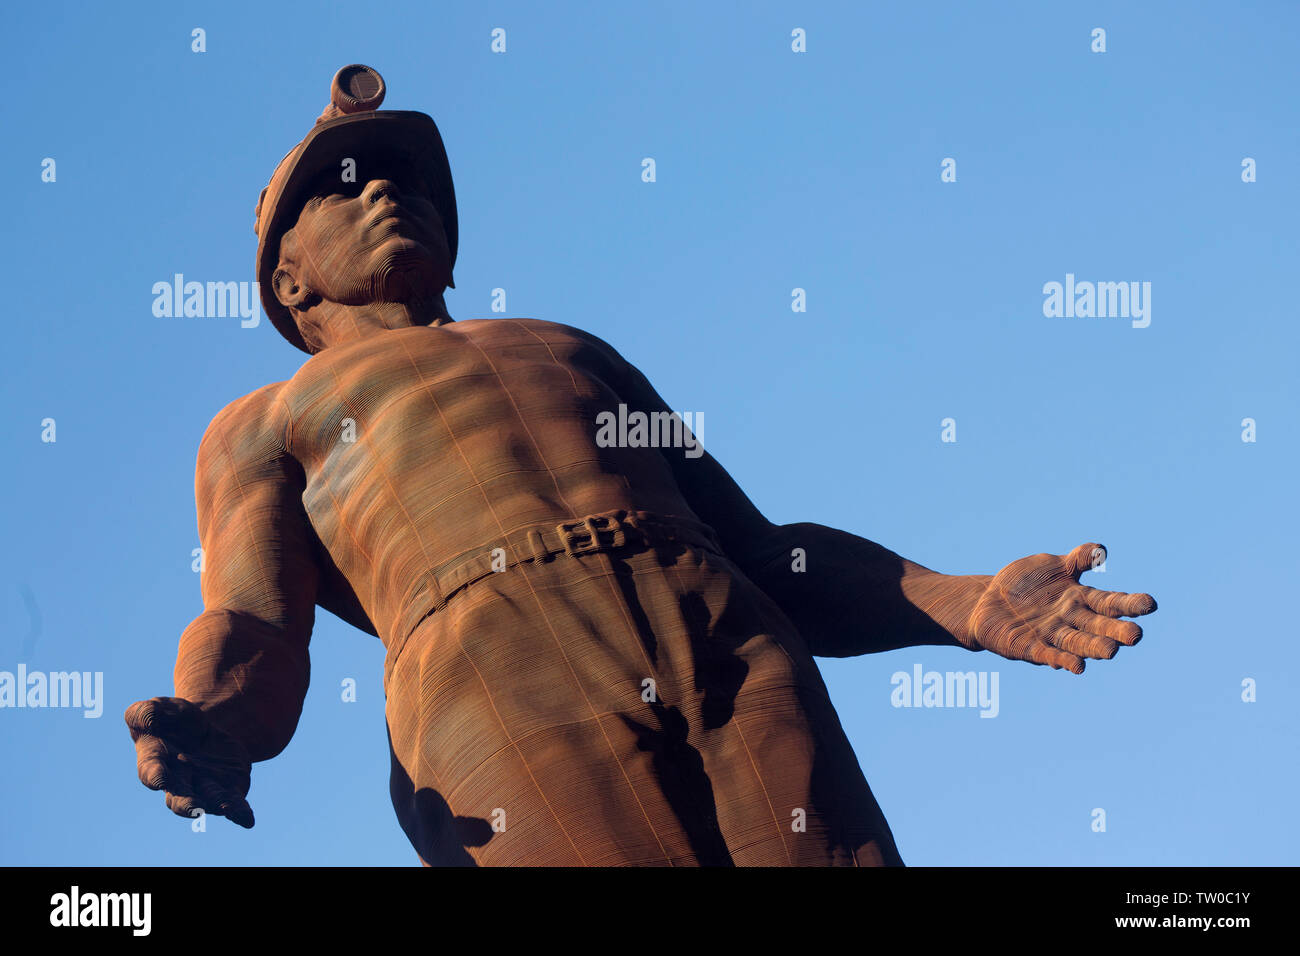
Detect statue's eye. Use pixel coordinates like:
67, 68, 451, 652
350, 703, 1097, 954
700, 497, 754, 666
308, 174, 362, 204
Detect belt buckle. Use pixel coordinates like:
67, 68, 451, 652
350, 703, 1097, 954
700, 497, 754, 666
558, 513, 628, 556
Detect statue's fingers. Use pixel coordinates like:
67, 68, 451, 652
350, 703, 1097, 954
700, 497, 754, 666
124, 699, 162, 743
1065, 605, 1143, 644
165, 790, 205, 822
998, 624, 1084, 673
1081, 587, 1157, 618
193, 776, 255, 829
219, 797, 255, 829
212, 794, 255, 829
134, 735, 181, 791
999, 623, 1039, 661
1026, 640, 1086, 674
1064, 543, 1108, 578
124, 697, 203, 744
1050, 625, 1119, 660
153, 754, 198, 819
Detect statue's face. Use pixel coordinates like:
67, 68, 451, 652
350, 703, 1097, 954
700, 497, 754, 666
281, 160, 452, 306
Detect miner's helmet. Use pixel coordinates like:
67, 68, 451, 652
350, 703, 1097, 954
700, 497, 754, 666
253, 64, 458, 354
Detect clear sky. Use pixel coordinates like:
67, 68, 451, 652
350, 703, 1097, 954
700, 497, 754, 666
2, 0, 1296, 866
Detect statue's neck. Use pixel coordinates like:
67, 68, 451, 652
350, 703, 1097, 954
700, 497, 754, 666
298, 295, 454, 352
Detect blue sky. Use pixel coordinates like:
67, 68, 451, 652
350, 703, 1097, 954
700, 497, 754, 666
2, 0, 1296, 865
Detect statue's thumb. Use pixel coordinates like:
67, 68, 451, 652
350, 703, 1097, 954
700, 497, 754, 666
1064, 542, 1106, 578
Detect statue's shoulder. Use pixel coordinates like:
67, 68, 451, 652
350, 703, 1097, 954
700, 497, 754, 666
470, 317, 626, 360
197, 381, 291, 458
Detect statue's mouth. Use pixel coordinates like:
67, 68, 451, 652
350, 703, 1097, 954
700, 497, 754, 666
368, 207, 416, 234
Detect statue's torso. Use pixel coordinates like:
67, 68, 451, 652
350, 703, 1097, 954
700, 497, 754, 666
278, 318, 698, 638
262, 318, 895, 865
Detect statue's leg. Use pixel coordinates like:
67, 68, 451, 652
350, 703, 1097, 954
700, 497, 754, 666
385, 716, 478, 866
384, 552, 721, 866
649, 547, 905, 866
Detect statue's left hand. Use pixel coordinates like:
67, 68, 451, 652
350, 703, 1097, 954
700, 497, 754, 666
125, 696, 255, 828
963, 543, 1157, 674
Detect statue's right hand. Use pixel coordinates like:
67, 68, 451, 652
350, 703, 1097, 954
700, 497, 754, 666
124, 696, 255, 829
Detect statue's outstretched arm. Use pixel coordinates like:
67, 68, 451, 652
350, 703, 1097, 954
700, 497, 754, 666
125, 384, 319, 828
604, 342, 1156, 670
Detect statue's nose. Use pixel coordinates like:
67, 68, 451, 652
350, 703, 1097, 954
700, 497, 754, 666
363, 179, 400, 205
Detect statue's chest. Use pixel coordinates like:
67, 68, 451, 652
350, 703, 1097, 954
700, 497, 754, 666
283, 333, 617, 490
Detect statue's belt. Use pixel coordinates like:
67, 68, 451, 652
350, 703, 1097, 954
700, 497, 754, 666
382, 508, 725, 687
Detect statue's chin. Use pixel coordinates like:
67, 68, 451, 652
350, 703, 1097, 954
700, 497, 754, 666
371, 245, 443, 303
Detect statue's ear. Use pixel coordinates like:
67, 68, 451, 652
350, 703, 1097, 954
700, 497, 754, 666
272, 267, 312, 309
254, 187, 268, 236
